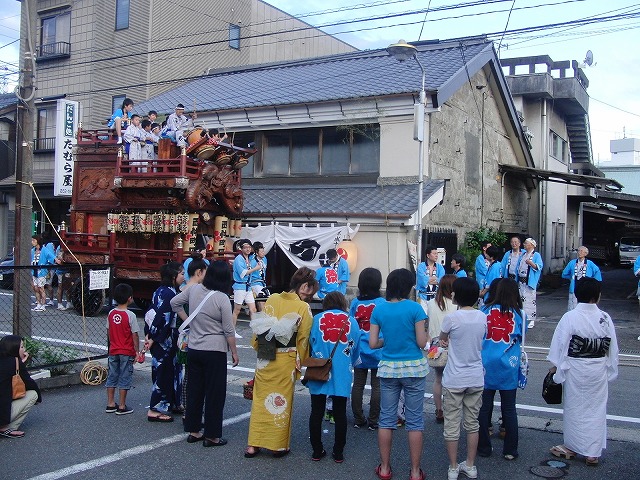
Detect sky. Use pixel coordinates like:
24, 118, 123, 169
1, 0, 639, 163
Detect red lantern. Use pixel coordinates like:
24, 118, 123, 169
337, 239, 358, 273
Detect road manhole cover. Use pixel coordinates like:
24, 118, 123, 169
530, 466, 565, 478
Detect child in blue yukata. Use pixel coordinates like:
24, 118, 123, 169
479, 246, 503, 303
315, 254, 339, 300
350, 268, 385, 430
306, 292, 361, 463
108, 98, 134, 144
440, 277, 487, 480
327, 248, 350, 294
451, 253, 468, 278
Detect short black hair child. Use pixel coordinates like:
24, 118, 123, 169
141, 119, 151, 129
357, 267, 382, 300
385, 268, 415, 300
485, 245, 500, 261
575, 277, 601, 304
451, 253, 466, 269
113, 283, 133, 306
452, 277, 480, 307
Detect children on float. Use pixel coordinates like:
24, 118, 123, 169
349, 267, 385, 430
108, 98, 134, 144
123, 114, 144, 169
439, 277, 487, 480
162, 103, 196, 147
306, 292, 361, 463
105, 283, 140, 415
315, 253, 339, 300
140, 119, 155, 163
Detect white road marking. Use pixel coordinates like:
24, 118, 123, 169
25, 412, 251, 480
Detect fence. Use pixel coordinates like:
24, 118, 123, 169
0, 263, 114, 371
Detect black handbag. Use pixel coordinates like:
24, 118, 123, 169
542, 370, 562, 404
301, 321, 347, 385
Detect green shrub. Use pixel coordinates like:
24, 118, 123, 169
22, 337, 77, 376
459, 227, 507, 278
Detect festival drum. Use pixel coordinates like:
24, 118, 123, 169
185, 127, 216, 159
213, 143, 234, 165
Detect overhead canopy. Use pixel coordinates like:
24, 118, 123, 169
499, 164, 623, 191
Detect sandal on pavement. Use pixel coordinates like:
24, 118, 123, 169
375, 464, 393, 480
0, 429, 24, 438
244, 447, 261, 458
410, 468, 426, 480
550, 445, 576, 460
586, 457, 599, 466
147, 413, 174, 423
272, 449, 290, 458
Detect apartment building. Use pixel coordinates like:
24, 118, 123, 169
0, 0, 355, 252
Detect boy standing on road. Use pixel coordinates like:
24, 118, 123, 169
106, 283, 140, 415
440, 277, 487, 480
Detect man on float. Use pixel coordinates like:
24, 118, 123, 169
162, 103, 196, 147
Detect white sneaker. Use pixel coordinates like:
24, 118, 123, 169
32, 305, 45, 312
458, 461, 477, 479
117, 137, 122, 144
57, 304, 69, 311
46, 301, 55, 307
234, 332, 242, 339
447, 464, 460, 480
528, 320, 535, 329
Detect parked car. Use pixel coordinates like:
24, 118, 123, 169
0, 252, 13, 289
617, 237, 640, 266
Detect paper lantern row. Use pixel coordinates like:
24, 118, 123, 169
107, 213, 198, 234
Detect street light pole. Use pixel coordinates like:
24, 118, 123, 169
387, 40, 427, 264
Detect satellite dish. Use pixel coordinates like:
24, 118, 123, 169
584, 50, 594, 66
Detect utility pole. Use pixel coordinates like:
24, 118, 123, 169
14, 0, 37, 337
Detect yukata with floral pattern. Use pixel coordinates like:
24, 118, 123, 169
148, 285, 182, 413
306, 307, 361, 461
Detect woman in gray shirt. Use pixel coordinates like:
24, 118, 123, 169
171, 261, 239, 447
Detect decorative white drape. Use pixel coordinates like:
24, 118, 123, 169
243, 223, 359, 269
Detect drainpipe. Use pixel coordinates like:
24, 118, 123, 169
540, 99, 547, 271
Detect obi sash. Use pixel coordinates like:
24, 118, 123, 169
567, 334, 610, 358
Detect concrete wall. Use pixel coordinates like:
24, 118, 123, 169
426, 69, 532, 246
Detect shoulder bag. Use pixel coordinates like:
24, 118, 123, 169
518, 310, 529, 390
301, 321, 348, 384
12, 358, 26, 400
542, 370, 562, 404
177, 290, 216, 352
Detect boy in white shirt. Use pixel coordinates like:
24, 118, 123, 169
123, 115, 145, 172
440, 277, 487, 480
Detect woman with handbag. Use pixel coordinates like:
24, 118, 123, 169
306, 292, 361, 463
369, 268, 428, 480
477, 278, 526, 460
547, 277, 619, 466
426, 274, 457, 424
171, 260, 238, 447
245, 267, 318, 458
0, 335, 41, 438
145, 262, 185, 422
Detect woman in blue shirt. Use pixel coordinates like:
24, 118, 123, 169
306, 292, 361, 463
370, 269, 428, 480
478, 278, 526, 460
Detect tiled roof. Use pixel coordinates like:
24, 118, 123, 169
242, 181, 445, 219
0, 93, 18, 111
0, 170, 54, 188
137, 39, 493, 114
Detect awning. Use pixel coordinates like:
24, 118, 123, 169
498, 164, 622, 192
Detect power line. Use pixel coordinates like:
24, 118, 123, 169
591, 97, 640, 118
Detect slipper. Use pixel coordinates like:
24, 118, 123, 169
409, 469, 425, 480
375, 464, 393, 480
147, 413, 174, 423
0, 429, 25, 438
586, 457, 599, 466
203, 437, 227, 447
550, 445, 576, 460
244, 447, 261, 458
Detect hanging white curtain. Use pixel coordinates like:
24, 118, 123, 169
243, 223, 359, 269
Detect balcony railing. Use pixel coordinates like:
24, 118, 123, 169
34, 137, 55, 152
36, 42, 71, 61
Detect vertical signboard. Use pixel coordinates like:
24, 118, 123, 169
54, 99, 79, 196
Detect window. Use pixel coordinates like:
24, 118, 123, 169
37, 12, 70, 60
245, 125, 380, 177
552, 221, 566, 258
35, 106, 56, 152
112, 95, 126, 115
115, 0, 130, 30
549, 131, 568, 164
229, 24, 240, 49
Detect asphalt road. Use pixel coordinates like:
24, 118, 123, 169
1, 267, 639, 480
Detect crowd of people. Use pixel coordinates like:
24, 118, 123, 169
1, 236, 621, 480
